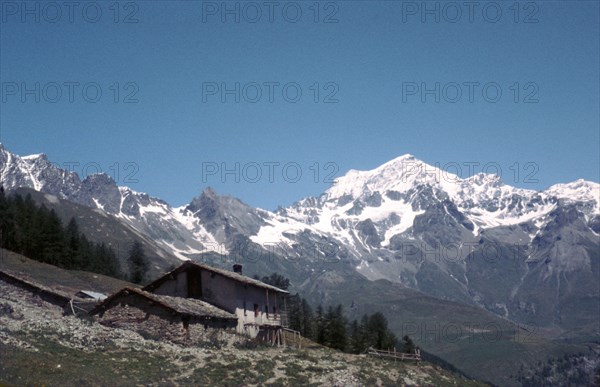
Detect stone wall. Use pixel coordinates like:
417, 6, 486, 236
94, 295, 237, 346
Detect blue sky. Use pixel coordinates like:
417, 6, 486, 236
1, 0, 598, 210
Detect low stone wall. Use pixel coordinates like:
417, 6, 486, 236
94, 297, 237, 346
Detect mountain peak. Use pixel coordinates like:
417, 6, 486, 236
376, 154, 420, 170
389, 153, 416, 162
547, 179, 600, 208
0, 144, 48, 162
82, 172, 117, 186
202, 186, 218, 196
22, 153, 48, 162
326, 154, 453, 199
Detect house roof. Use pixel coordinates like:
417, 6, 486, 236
143, 261, 289, 294
0, 269, 116, 303
91, 287, 237, 320
0, 269, 72, 305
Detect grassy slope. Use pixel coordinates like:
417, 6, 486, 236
0, 273, 485, 387
1, 249, 592, 386
0, 339, 489, 387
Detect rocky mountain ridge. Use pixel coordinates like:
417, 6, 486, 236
1, 144, 598, 334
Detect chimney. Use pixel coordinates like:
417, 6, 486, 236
233, 264, 243, 275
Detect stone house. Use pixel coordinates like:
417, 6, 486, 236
90, 287, 238, 344
142, 261, 289, 340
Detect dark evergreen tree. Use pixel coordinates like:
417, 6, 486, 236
127, 240, 148, 284
285, 293, 315, 340
358, 314, 370, 350
259, 273, 290, 290
326, 304, 347, 351
94, 242, 121, 277
288, 294, 304, 333
367, 312, 397, 350
349, 319, 364, 353
16, 194, 37, 258
64, 218, 82, 269
315, 305, 326, 345
0, 187, 17, 252
280, 289, 400, 355
402, 335, 416, 354
346, 313, 398, 353
0, 191, 121, 278
300, 298, 314, 339
79, 234, 93, 271
38, 208, 66, 266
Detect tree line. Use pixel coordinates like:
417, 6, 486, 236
0, 188, 148, 283
259, 273, 416, 354
289, 295, 414, 354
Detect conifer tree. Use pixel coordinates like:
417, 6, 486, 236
65, 218, 82, 269
402, 335, 416, 354
300, 298, 314, 339
127, 240, 148, 284
39, 208, 66, 266
315, 305, 326, 345
0, 191, 121, 278
327, 304, 348, 351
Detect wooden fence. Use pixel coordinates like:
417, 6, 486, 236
366, 347, 421, 363
282, 327, 302, 348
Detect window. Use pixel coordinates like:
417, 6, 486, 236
265, 305, 269, 318
187, 270, 202, 298
254, 303, 259, 317
272, 306, 277, 316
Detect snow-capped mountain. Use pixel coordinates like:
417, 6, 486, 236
251, 155, 598, 331
0, 144, 221, 260
1, 144, 598, 332
271, 154, 596, 233
254, 154, 597, 268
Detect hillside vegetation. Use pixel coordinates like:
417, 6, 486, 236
0, 274, 486, 386
0, 190, 121, 277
